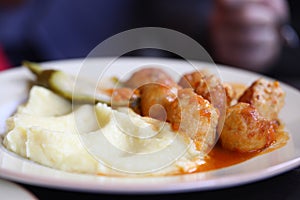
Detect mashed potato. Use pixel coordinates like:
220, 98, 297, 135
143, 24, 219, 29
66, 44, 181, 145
3, 86, 206, 176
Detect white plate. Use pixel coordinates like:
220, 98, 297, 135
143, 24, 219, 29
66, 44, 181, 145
1, 57, 300, 194
0, 178, 37, 199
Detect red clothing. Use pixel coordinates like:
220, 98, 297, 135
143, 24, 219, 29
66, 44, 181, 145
0, 46, 10, 71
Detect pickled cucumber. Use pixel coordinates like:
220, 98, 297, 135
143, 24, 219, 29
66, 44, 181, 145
23, 61, 133, 106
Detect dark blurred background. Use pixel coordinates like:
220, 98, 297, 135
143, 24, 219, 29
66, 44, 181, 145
0, 0, 299, 88
271, 0, 300, 88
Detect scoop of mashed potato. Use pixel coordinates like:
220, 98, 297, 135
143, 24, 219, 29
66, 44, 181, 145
3, 86, 207, 176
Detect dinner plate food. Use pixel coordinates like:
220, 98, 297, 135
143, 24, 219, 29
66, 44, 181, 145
0, 57, 300, 193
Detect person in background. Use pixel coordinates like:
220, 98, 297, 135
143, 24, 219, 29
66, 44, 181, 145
210, 0, 291, 72
0, 0, 298, 85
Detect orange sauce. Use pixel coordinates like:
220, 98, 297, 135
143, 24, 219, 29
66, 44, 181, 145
195, 128, 289, 173
95, 129, 288, 177
197, 144, 258, 172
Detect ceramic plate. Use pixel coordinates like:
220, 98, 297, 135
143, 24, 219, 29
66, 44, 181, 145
0, 57, 300, 194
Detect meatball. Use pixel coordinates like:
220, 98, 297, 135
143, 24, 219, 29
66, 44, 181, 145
178, 70, 208, 89
220, 102, 277, 153
166, 88, 219, 153
139, 83, 177, 121
178, 70, 232, 111
238, 78, 285, 120
124, 67, 177, 89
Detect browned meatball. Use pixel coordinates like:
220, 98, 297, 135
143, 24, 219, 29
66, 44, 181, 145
166, 88, 219, 153
178, 70, 208, 89
238, 78, 285, 120
220, 102, 277, 153
139, 83, 177, 121
178, 70, 232, 111
124, 67, 177, 89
